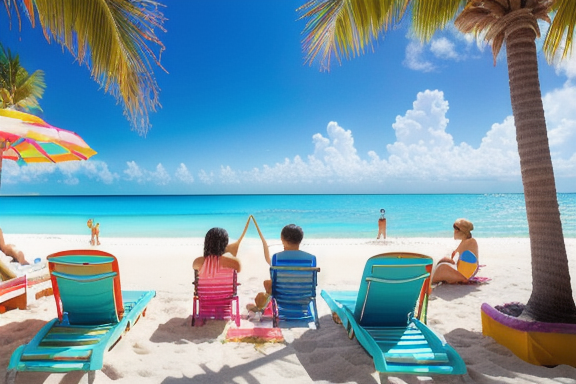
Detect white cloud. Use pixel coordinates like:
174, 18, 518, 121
430, 37, 460, 60
554, 52, 576, 80
123, 161, 146, 183
2, 160, 119, 186
5, 83, 574, 193
198, 169, 215, 184
151, 164, 171, 185
122, 161, 171, 185
175, 163, 194, 184
542, 82, 576, 178
403, 41, 435, 72
220, 165, 240, 184
196, 87, 574, 188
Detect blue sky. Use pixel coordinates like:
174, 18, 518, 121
0, 1, 574, 195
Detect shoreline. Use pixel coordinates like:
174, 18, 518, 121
1, 236, 575, 383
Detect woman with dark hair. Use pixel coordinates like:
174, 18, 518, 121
193, 227, 241, 274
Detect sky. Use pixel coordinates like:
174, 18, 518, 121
0, 1, 575, 195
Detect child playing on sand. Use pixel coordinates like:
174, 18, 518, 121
87, 219, 101, 246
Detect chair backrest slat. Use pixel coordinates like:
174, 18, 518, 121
354, 252, 433, 326
48, 250, 124, 325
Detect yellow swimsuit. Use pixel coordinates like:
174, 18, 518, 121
456, 250, 479, 280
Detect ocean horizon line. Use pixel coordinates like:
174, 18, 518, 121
2, 192, 574, 197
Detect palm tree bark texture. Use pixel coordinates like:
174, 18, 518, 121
504, 19, 576, 323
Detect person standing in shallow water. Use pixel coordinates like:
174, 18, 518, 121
377, 208, 387, 239
87, 219, 101, 246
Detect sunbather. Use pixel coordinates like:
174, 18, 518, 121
193, 227, 241, 274
432, 218, 479, 284
0, 228, 29, 265
246, 223, 314, 312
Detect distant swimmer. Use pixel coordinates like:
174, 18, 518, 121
377, 208, 387, 240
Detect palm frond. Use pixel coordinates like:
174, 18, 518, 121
410, 0, 465, 41
543, 0, 576, 61
298, 0, 406, 71
7, 0, 166, 134
0, 42, 45, 112
13, 69, 45, 111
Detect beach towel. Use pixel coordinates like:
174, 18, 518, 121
460, 276, 491, 284
225, 327, 284, 343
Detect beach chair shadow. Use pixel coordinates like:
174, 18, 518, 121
191, 269, 241, 327
291, 313, 380, 384
151, 317, 227, 343
431, 283, 483, 301
321, 252, 467, 376
269, 251, 320, 328
5, 250, 155, 384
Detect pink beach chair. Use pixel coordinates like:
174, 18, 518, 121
191, 256, 240, 327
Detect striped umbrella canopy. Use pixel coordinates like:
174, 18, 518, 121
0, 109, 97, 188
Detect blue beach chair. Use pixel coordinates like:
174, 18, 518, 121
6, 250, 156, 384
269, 250, 321, 328
321, 252, 466, 375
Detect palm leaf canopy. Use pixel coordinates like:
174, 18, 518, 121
0, 43, 46, 112
4, 0, 166, 135
299, 0, 576, 70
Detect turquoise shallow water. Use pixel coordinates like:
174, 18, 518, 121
0, 194, 574, 239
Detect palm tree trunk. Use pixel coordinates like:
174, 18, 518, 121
505, 27, 576, 323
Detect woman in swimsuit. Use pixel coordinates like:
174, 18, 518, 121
0, 228, 29, 265
432, 218, 479, 284
192, 227, 241, 272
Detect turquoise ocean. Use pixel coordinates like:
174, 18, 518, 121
0, 194, 574, 239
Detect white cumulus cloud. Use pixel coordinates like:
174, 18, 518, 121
175, 163, 194, 184
197, 86, 574, 190
2, 160, 119, 186
430, 37, 460, 60
403, 41, 435, 72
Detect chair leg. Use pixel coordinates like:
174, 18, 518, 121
234, 297, 240, 327
272, 299, 278, 328
82, 370, 96, 384
191, 297, 197, 326
312, 299, 320, 329
5, 369, 17, 384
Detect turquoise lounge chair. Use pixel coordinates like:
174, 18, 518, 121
6, 250, 155, 384
321, 252, 466, 375
270, 250, 320, 328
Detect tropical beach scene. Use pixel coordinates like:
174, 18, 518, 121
0, 1, 575, 384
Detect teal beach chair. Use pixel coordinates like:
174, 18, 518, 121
321, 252, 466, 375
6, 250, 156, 384
270, 250, 321, 328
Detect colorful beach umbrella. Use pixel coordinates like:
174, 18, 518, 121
0, 109, 97, 188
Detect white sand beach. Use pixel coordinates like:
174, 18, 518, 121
1, 235, 576, 384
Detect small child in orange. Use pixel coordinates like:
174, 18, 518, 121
87, 219, 101, 246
